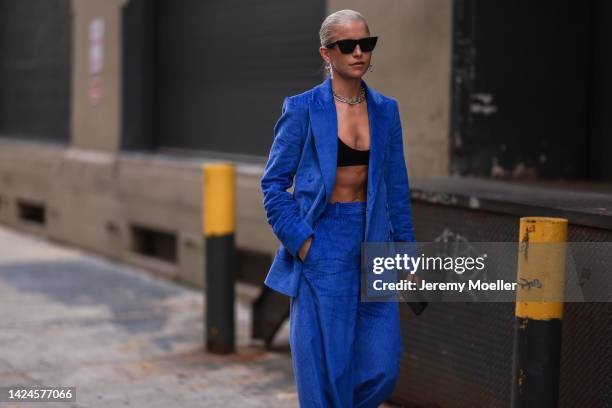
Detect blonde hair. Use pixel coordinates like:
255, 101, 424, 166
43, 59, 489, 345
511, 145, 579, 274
319, 9, 371, 77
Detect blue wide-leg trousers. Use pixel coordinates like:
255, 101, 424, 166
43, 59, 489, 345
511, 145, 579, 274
289, 201, 404, 408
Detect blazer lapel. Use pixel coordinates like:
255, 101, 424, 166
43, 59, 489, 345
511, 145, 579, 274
309, 79, 337, 203
308, 76, 390, 213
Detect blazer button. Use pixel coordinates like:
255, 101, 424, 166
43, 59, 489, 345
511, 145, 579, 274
307, 174, 314, 182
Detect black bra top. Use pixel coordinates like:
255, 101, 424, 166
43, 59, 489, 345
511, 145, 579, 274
337, 136, 370, 167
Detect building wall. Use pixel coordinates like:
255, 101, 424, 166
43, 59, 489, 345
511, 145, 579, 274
0, 0, 454, 290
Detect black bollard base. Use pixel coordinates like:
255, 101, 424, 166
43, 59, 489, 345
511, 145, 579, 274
205, 233, 236, 354
511, 316, 562, 408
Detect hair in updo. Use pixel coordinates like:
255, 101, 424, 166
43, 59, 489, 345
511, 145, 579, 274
319, 9, 370, 77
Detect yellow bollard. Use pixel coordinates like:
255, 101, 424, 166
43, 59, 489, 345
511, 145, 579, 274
203, 163, 235, 236
203, 163, 236, 354
511, 216, 568, 408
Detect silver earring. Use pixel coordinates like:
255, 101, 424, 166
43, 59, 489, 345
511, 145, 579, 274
368, 64, 374, 72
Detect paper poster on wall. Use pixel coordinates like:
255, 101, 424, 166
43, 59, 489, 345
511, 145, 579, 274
89, 17, 104, 75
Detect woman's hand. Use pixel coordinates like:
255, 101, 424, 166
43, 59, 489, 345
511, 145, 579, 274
406, 272, 422, 286
298, 236, 313, 262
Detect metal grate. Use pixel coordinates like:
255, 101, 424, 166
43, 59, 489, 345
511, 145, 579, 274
391, 201, 612, 408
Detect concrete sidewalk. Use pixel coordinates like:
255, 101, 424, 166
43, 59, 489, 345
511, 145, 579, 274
0, 225, 296, 407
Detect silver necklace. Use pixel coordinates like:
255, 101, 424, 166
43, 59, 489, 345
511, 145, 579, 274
333, 87, 366, 105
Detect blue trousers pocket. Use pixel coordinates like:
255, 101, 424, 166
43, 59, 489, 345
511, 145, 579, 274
301, 207, 363, 298
301, 222, 319, 265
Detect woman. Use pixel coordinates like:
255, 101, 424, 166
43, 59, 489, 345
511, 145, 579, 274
260, 9, 416, 408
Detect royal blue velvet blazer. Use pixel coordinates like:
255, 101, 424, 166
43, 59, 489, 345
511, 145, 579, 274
260, 76, 416, 297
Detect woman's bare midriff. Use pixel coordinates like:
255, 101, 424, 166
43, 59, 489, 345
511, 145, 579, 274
330, 98, 370, 203
330, 165, 368, 202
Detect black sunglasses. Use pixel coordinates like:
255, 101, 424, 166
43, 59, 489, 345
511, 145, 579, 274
325, 36, 378, 54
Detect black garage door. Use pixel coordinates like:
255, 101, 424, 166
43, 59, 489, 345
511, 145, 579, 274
122, 0, 325, 157
0, 0, 72, 144
450, 0, 612, 181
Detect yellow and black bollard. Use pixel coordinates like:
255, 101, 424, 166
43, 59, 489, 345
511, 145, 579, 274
203, 163, 236, 354
511, 216, 568, 408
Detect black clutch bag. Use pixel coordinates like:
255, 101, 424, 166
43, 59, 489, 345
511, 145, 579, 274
407, 300, 429, 315
399, 271, 428, 315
